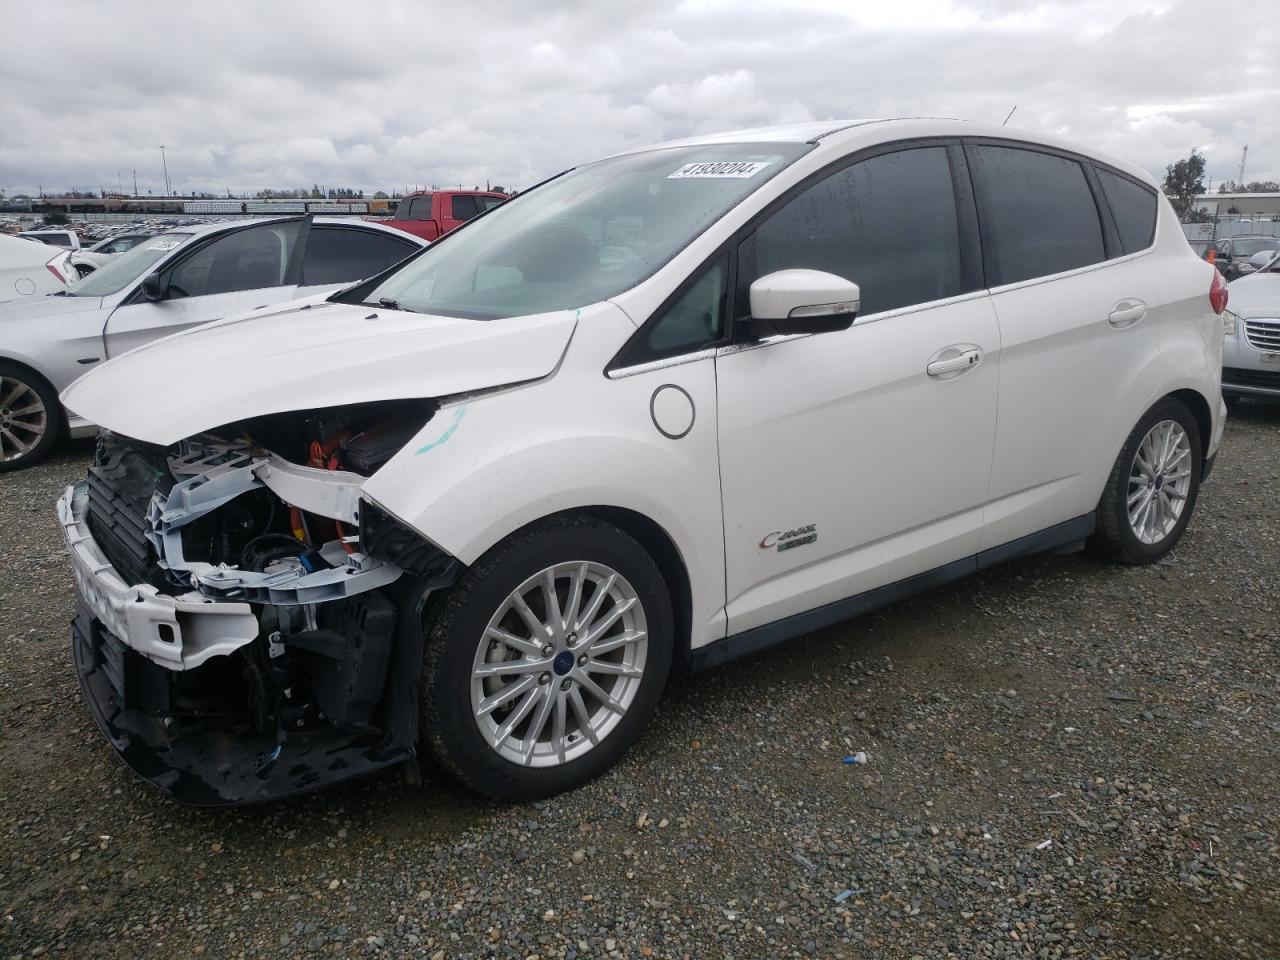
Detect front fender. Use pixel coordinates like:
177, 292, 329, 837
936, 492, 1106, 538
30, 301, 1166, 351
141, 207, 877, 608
362, 307, 727, 647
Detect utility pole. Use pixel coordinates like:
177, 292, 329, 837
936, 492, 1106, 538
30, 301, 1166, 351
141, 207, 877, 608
1238, 145, 1248, 188
133, 169, 138, 196
159, 145, 171, 197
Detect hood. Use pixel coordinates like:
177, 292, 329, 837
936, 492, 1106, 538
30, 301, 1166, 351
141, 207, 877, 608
61, 300, 578, 445
0, 292, 104, 316
1226, 273, 1280, 319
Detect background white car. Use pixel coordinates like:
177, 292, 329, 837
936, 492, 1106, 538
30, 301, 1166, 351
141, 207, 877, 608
18, 228, 80, 251
68, 232, 154, 278
58, 119, 1226, 806
0, 233, 76, 302
0, 216, 425, 469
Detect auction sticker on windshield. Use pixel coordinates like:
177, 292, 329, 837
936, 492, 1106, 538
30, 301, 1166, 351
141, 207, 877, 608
668, 161, 771, 179
145, 239, 183, 251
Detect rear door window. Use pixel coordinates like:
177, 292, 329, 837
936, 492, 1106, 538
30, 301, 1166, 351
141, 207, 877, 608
742, 146, 965, 316
966, 144, 1104, 286
301, 227, 418, 285
1095, 168, 1157, 254
451, 195, 481, 221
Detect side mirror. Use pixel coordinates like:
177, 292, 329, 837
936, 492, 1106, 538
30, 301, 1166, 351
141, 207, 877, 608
740, 269, 860, 340
1248, 250, 1278, 271
140, 270, 167, 301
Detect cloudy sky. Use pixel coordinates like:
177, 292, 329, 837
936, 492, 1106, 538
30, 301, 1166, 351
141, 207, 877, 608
1, 0, 1275, 197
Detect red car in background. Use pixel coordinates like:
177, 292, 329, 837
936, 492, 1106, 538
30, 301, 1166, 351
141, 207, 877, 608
385, 190, 508, 241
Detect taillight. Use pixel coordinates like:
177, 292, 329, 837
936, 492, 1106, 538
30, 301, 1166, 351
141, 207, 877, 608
1209, 269, 1227, 315
45, 262, 67, 284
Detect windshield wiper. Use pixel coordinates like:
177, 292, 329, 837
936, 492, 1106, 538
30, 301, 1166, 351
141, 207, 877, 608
376, 297, 401, 310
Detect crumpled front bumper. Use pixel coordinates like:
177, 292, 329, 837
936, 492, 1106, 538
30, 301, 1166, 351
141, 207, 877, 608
59, 482, 419, 806
58, 482, 259, 670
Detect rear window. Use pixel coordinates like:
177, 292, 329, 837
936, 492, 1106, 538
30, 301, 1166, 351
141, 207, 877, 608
1096, 168, 1157, 254
967, 144, 1105, 286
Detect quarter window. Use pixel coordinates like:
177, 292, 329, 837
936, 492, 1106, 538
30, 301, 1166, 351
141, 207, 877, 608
623, 256, 727, 366
742, 147, 965, 316
1095, 167, 1157, 254
966, 145, 1104, 286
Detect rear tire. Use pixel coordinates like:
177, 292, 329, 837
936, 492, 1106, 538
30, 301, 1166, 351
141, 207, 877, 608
1091, 397, 1202, 564
421, 515, 673, 801
0, 361, 60, 473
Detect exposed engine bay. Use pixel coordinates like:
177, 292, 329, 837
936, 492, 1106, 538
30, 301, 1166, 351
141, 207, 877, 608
62, 401, 461, 805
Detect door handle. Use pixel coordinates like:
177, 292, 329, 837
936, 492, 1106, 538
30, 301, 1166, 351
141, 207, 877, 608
1108, 300, 1147, 328
927, 348, 981, 378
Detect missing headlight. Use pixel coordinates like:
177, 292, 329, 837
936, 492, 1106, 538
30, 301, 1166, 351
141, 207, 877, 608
359, 499, 462, 582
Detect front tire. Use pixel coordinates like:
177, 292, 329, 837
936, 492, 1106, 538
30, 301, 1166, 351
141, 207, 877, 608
0, 361, 60, 472
421, 516, 673, 800
1092, 397, 1202, 564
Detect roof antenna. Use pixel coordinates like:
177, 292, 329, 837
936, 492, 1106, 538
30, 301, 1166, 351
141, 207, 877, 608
1002, 105, 1018, 126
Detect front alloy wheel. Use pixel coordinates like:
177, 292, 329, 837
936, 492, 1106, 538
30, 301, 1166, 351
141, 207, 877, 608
422, 516, 673, 800
472, 561, 648, 767
0, 365, 59, 472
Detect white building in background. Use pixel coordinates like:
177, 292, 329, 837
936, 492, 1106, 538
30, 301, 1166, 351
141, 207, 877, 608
1193, 193, 1280, 220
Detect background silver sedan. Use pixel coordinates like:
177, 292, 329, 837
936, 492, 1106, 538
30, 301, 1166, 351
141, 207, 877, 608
0, 216, 424, 470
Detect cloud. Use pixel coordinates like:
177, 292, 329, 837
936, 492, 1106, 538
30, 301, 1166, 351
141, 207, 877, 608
0, 0, 1273, 196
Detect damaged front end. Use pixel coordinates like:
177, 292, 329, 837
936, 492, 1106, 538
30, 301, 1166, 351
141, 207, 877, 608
59, 403, 459, 806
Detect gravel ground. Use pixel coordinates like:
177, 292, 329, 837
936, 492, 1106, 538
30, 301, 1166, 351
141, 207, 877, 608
1, 405, 1278, 960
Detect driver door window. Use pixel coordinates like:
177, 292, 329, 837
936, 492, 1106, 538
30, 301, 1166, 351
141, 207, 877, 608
739, 146, 966, 317
168, 221, 302, 298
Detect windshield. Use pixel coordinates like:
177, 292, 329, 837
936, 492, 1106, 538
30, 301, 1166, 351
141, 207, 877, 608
1234, 238, 1280, 257
364, 143, 810, 319
67, 233, 193, 296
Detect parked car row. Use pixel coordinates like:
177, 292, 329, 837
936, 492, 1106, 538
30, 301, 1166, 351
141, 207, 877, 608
46, 119, 1227, 807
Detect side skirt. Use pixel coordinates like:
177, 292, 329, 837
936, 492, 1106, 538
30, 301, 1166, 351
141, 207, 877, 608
690, 513, 1096, 672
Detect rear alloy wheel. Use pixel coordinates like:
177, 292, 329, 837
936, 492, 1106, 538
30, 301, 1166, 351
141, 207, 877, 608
422, 516, 673, 800
1092, 397, 1202, 564
0, 364, 59, 472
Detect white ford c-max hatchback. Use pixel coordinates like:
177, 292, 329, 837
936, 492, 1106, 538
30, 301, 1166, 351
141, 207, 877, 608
58, 119, 1227, 805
